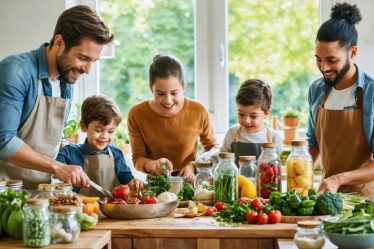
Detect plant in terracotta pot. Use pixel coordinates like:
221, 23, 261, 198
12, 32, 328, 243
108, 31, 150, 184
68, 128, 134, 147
282, 108, 300, 144
63, 103, 81, 143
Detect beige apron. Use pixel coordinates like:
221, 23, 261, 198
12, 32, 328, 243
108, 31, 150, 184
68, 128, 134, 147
0, 80, 67, 189
316, 89, 374, 199
79, 148, 118, 198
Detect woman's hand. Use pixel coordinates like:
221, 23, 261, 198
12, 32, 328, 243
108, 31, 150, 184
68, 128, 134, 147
144, 158, 173, 176
318, 174, 342, 193
128, 178, 144, 192
179, 163, 196, 183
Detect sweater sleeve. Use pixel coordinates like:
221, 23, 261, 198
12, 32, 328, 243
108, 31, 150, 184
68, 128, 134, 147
127, 105, 152, 173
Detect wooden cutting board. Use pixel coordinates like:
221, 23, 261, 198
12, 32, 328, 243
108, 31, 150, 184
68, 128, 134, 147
281, 215, 329, 223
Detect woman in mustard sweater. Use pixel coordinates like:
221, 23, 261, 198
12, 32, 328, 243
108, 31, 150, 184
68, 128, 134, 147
127, 54, 219, 182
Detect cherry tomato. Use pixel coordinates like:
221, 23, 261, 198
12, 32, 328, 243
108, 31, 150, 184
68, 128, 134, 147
238, 197, 251, 205
141, 196, 158, 204
257, 212, 269, 224
112, 185, 131, 199
126, 196, 141, 204
215, 202, 226, 211
204, 207, 217, 216
116, 199, 126, 204
251, 198, 264, 212
246, 210, 258, 224
268, 210, 282, 224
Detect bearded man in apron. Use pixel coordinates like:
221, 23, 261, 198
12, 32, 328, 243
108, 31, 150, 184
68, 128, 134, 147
306, 3, 374, 200
0, 5, 113, 189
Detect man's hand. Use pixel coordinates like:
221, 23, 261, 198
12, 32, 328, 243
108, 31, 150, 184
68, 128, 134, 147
179, 163, 195, 183
128, 178, 144, 192
54, 164, 90, 188
144, 158, 173, 176
318, 174, 342, 193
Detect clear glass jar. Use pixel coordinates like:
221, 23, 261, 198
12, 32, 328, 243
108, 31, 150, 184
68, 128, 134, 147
168, 176, 184, 195
0, 181, 6, 193
194, 161, 214, 188
6, 180, 23, 192
23, 199, 50, 247
257, 143, 281, 198
34, 184, 55, 199
214, 152, 238, 204
51, 206, 80, 244
239, 156, 257, 187
294, 221, 325, 249
286, 140, 314, 196
53, 183, 73, 196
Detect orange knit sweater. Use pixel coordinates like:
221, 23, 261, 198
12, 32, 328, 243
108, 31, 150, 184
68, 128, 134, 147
127, 98, 218, 172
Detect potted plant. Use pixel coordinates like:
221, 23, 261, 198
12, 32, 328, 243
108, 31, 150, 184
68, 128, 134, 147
283, 108, 300, 127
63, 103, 81, 143
114, 122, 131, 156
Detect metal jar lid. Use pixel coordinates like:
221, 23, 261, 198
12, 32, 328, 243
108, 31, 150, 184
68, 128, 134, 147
6, 179, 23, 187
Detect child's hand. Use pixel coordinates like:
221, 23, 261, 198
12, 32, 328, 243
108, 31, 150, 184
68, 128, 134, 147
128, 178, 144, 192
145, 158, 173, 176
179, 163, 195, 183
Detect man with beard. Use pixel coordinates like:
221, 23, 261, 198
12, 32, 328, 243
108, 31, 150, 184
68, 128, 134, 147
306, 2, 374, 199
0, 5, 114, 189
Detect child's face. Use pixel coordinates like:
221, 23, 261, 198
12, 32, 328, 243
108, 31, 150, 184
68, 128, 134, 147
81, 119, 117, 152
151, 76, 185, 116
237, 104, 269, 133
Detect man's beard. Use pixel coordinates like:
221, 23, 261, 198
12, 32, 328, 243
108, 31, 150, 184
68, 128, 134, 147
322, 56, 350, 87
56, 53, 84, 83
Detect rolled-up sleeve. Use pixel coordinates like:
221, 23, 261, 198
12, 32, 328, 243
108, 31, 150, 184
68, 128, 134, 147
0, 61, 28, 159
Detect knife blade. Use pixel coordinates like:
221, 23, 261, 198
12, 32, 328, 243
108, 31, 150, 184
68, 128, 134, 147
89, 180, 113, 198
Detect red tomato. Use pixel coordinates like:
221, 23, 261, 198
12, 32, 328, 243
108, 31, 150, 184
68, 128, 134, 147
215, 202, 226, 211
126, 196, 140, 204
204, 207, 217, 216
246, 210, 258, 224
115, 199, 126, 204
251, 199, 264, 211
106, 198, 116, 204
257, 213, 269, 224
141, 196, 158, 204
268, 210, 282, 224
260, 188, 271, 199
238, 197, 251, 205
112, 185, 131, 199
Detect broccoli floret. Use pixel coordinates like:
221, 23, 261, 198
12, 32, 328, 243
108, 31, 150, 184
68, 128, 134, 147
315, 192, 343, 215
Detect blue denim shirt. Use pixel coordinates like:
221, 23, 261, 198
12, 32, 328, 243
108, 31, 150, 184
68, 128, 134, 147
56, 139, 134, 193
0, 43, 73, 160
306, 65, 374, 153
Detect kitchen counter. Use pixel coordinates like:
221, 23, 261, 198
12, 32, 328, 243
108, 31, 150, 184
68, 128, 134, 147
0, 230, 111, 249
277, 238, 374, 249
94, 217, 297, 249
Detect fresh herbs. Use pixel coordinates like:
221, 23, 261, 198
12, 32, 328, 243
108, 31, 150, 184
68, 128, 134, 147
213, 201, 251, 223
147, 176, 171, 196
214, 169, 238, 204
177, 183, 194, 201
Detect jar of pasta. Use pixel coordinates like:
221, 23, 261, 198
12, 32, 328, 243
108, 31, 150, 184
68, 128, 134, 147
286, 140, 313, 196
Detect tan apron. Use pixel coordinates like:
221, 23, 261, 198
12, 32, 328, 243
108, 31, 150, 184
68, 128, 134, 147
0, 80, 67, 189
79, 148, 118, 198
231, 127, 272, 165
316, 89, 374, 199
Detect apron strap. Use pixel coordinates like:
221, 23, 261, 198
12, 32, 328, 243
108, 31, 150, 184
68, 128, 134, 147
356, 88, 363, 110
234, 126, 242, 142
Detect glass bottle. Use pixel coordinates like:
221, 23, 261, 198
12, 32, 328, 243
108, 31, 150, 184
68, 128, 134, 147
194, 161, 214, 188
257, 143, 281, 198
214, 152, 238, 204
50, 206, 80, 244
286, 140, 313, 196
23, 198, 51, 247
294, 221, 325, 249
238, 156, 257, 187
6, 180, 23, 192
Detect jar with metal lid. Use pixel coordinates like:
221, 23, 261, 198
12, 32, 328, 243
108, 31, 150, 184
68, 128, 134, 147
168, 176, 184, 195
194, 161, 214, 188
53, 183, 73, 195
286, 140, 313, 196
0, 181, 6, 193
257, 143, 281, 198
50, 206, 80, 244
214, 152, 238, 204
238, 156, 257, 187
23, 198, 50, 247
6, 180, 23, 192
294, 220, 325, 249
34, 184, 55, 199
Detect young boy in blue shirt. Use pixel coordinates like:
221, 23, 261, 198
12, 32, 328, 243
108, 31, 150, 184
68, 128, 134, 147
56, 95, 143, 197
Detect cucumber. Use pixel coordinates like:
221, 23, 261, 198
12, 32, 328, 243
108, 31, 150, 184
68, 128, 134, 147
7, 207, 23, 239
1, 205, 14, 235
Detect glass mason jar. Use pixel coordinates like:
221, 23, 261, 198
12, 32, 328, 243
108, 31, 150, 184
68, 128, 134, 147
0, 181, 6, 193
257, 143, 281, 199
53, 183, 73, 196
294, 221, 325, 249
23, 199, 51, 248
194, 161, 214, 189
214, 152, 238, 204
286, 140, 313, 196
6, 180, 23, 192
238, 156, 257, 187
33, 184, 55, 199
168, 176, 184, 195
50, 206, 80, 244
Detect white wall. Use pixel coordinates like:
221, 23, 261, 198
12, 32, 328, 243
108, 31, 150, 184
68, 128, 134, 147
0, 0, 65, 59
